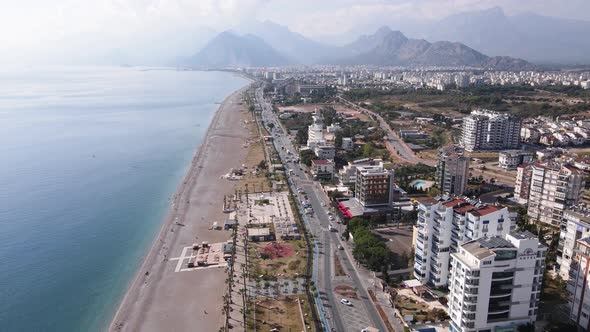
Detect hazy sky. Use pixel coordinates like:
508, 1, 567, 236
1, 0, 589, 64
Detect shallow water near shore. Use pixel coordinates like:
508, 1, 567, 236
0, 66, 249, 331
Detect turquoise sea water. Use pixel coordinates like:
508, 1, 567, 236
0, 67, 249, 331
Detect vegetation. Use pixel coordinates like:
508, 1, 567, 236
299, 149, 317, 167
345, 83, 590, 119
347, 217, 392, 271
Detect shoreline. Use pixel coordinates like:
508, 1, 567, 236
108, 79, 253, 332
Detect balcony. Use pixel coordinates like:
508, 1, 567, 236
461, 318, 475, 329
463, 305, 477, 312
464, 296, 477, 304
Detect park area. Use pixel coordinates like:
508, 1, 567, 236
249, 240, 308, 278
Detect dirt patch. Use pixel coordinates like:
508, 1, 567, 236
261, 242, 295, 259
334, 285, 358, 299
248, 296, 306, 332
334, 254, 346, 277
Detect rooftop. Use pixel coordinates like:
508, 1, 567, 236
462, 236, 515, 260
477, 236, 515, 250
470, 205, 502, 217
247, 228, 271, 236
510, 230, 537, 240
312, 159, 332, 165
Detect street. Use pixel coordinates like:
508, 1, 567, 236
256, 88, 395, 332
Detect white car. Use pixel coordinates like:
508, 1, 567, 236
340, 298, 352, 306
329, 215, 334, 221
321, 202, 326, 207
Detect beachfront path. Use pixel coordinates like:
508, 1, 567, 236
109, 86, 252, 332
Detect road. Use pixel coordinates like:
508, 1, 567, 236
256, 88, 394, 332
338, 96, 435, 166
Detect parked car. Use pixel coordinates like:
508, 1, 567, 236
340, 299, 352, 306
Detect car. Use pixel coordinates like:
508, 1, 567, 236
338, 245, 344, 250
321, 202, 326, 207
329, 215, 334, 221
340, 298, 352, 306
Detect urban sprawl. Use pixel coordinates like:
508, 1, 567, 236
201, 66, 590, 332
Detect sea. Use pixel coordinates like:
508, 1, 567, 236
0, 66, 249, 331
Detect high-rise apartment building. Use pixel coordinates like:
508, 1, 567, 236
448, 232, 546, 332
461, 109, 521, 152
354, 165, 395, 207
514, 164, 533, 204
436, 145, 470, 196
524, 163, 585, 227
557, 206, 590, 280
307, 109, 326, 148
566, 236, 590, 330
414, 197, 516, 287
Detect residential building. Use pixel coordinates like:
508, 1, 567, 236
307, 109, 327, 148
498, 150, 535, 170
436, 145, 470, 196
414, 197, 516, 287
461, 109, 521, 152
341, 137, 354, 151
326, 123, 341, 133
448, 231, 546, 332
314, 145, 335, 160
514, 164, 533, 204
338, 158, 383, 185
354, 165, 395, 208
311, 159, 334, 180
557, 206, 590, 280
525, 163, 585, 227
566, 236, 590, 330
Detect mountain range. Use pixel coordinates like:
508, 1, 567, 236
187, 25, 533, 70
316, 7, 590, 65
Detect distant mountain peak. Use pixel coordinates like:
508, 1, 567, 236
331, 26, 533, 69
187, 30, 289, 68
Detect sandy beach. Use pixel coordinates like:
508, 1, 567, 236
109, 82, 253, 332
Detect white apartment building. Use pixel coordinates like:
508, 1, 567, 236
567, 237, 590, 330
307, 109, 327, 148
436, 145, 470, 196
498, 150, 534, 170
310, 159, 335, 180
414, 197, 516, 287
338, 158, 384, 185
448, 232, 546, 332
557, 206, 590, 280
461, 109, 521, 152
524, 163, 585, 227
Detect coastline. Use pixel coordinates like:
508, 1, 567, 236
109, 79, 253, 332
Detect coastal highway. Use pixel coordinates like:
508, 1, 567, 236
257, 88, 390, 332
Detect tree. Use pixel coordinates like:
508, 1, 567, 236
363, 142, 375, 158
295, 127, 308, 145
334, 131, 343, 149
299, 149, 317, 167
